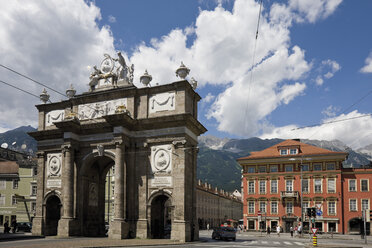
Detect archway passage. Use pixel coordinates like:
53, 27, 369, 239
81, 155, 114, 237
151, 195, 172, 239
349, 217, 370, 235
45, 195, 61, 236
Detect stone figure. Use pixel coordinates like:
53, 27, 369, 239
114, 52, 128, 81
89, 66, 102, 92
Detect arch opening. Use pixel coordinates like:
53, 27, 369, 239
80, 155, 115, 237
150, 195, 172, 239
45, 195, 61, 236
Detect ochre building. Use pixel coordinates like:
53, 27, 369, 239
238, 139, 372, 234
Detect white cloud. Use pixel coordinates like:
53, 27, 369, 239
0, 0, 115, 128
321, 105, 340, 118
202, 93, 215, 104
315, 59, 340, 85
360, 52, 372, 73
108, 15, 116, 23
260, 111, 372, 149
289, 0, 342, 23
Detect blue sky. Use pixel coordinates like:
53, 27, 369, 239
0, 0, 371, 149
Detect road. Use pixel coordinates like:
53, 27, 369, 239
0, 230, 371, 248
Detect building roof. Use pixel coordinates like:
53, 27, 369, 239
0, 161, 19, 174
237, 139, 348, 161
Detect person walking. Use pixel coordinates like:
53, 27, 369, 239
276, 225, 281, 237
267, 226, 271, 236
290, 226, 294, 237
3, 220, 10, 233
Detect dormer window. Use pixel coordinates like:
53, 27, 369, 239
280, 149, 288, 155
290, 148, 298, 155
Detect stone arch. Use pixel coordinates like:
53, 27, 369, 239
148, 190, 173, 239
79, 151, 116, 236
44, 192, 62, 236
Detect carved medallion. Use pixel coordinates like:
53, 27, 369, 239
47, 153, 62, 177
151, 145, 172, 174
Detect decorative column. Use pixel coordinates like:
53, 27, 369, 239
32, 152, 45, 236
58, 144, 77, 236
114, 141, 125, 220
109, 140, 129, 239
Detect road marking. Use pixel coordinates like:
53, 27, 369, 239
294, 242, 304, 245
273, 241, 280, 244
261, 240, 268, 244
283, 241, 292, 245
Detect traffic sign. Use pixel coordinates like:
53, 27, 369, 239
311, 228, 318, 235
316, 210, 323, 216
258, 211, 261, 216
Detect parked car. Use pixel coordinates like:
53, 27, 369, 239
212, 226, 236, 241
16, 222, 32, 232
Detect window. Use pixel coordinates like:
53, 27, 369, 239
0, 196, 5, 206
31, 185, 37, 196
259, 166, 266, 173
259, 180, 266, 194
361, 180, 369, 192
290, 148, 298, 155
260, 201, 266, 213
270, 165, 278, 173
285, 165, 293, 172
32, 167, 38, 176
303, 202, 309, 211
248, 167, 255, 173
286, 201, 293, 214
302, 179, 309, 193
280, 149, 288, 155
271, 180, 278, 193
327, 163, 335, 170
362, 199, 369, 210
313, 164, 322, 171
12, 195, 17, 205
286, 180, 293, 192
0, 180, 6, 190
314, 179, 322, 193
349, 180, 356, 192
271, 201, 278, 214
248, 201, 255, 214
12, 179, 18, 189
349, 199, 357, 211
328, 201, 336, 215
248, 181, 255, 194
301, 164, 309, 171
328, 179, 336, 193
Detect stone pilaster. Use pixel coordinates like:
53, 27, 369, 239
109, 140, 129, 239
32, 152, 45, 236
58, 144, 78, 236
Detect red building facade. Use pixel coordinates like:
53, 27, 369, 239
238, 139, 372, 234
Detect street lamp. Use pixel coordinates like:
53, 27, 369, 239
289, 156, 311, 237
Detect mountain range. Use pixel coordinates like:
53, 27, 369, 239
1, 126, 371, 192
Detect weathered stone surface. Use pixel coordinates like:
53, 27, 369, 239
30, 81, 206, 241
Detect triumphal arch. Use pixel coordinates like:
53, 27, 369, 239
29, 54, 206, 241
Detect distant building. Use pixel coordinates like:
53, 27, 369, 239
0, 147, 37, 225
237, 139, 372, 234
196, 180, 242, 229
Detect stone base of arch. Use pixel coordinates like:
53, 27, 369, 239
32, 216, 44, 236
58, 218, 80, 237
109, 220, 129, 239
136, 219, 148, 239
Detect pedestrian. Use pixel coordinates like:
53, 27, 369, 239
11, 219, 17, 233
290, 226, 294, 237
207, 223, 210, 231
298, 224, 302, 235
294, 226, 298, 237
276, 225, 281, 237
3, 220, 10, 233
267, 226, 271, 236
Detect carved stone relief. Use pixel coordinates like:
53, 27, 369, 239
45, 110, 65, 127
47, 153, 62, 178
78, 98, 127, 120
88, 182, 98, 207
149, 92, 175, 114
150, 144, 172, 174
